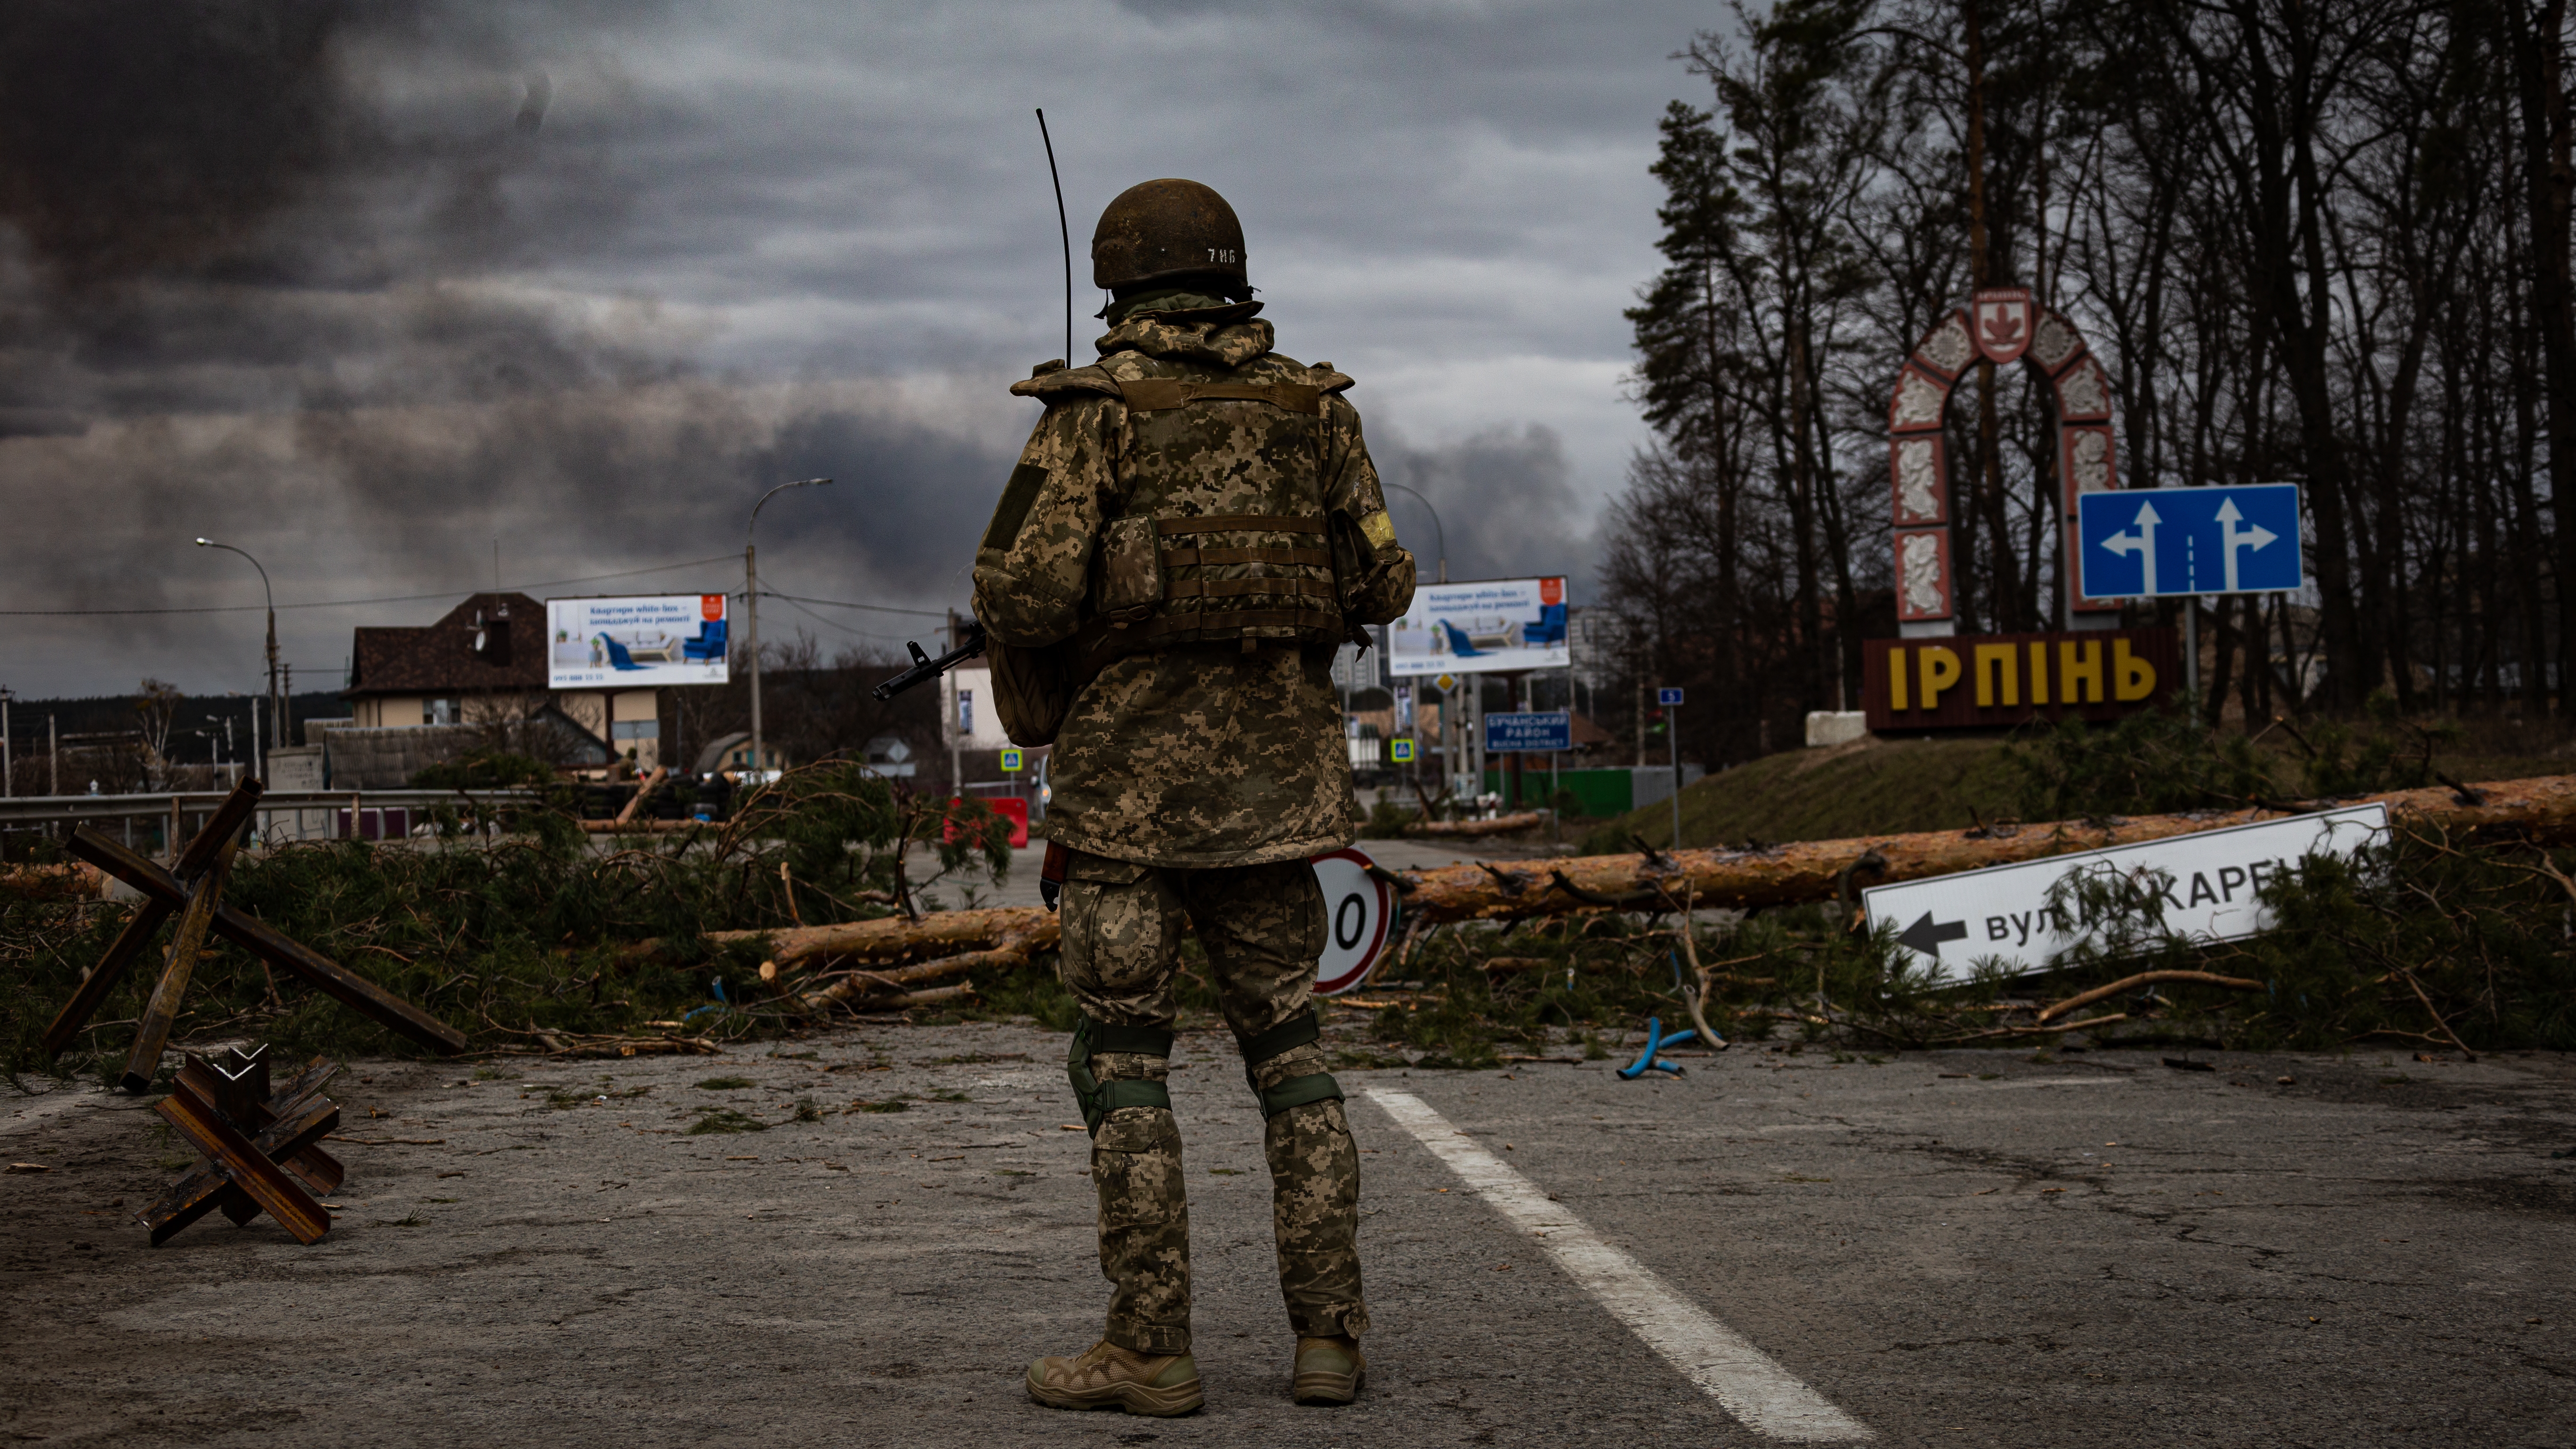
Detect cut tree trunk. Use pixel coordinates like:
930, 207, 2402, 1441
1406, 812, 1547, 838
796, 929, 1051, 1013
0, 862, 104, 902
1393, 774, 2576, 924
623, 775, 2576, 994
623, 906, 1058, 973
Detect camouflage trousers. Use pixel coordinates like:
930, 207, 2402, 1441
1060, 850, 1368, 1356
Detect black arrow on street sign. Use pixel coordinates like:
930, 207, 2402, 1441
1897, 912, 1970, 958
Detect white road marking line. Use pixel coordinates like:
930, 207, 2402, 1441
1981, 1077, 2133, 1090
1363, 1087, 1872, 1442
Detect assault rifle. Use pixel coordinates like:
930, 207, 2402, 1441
872, 618, 988, 702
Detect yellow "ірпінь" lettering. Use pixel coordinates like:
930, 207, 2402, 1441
1888, 637, 2156, 710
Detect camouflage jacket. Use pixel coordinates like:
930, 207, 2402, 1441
971, 312, 1416, 868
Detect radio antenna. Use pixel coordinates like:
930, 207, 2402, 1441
1035, 108, 1072, 365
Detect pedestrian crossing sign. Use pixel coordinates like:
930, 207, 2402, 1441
999, 748, 1024, 773
1389, 738, 1416, 763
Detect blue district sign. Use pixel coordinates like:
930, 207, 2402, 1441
2077, 483, 2303, 599
1484, 711, 1573, 753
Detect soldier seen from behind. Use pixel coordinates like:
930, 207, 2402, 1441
969, 177, 1416, 1416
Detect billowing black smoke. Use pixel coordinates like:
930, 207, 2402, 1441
0, 3, 1020, 696
0, 1, 365, 287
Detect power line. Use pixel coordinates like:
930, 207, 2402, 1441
0, 555, 741, 617
755, 590, 952, 620
770, 594, 919, 644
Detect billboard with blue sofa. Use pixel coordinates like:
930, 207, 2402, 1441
548, 594, 731, 688
1387, 577, 1569, 677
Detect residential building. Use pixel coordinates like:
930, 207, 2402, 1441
346, 593, 549, 730
344, 592, 662, 773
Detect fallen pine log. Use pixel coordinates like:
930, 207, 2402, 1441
846, 982, 977, 1012
620, 906, 1057, 971
532, 1031, 724, 1058
798, 925, 1053, 1013
1394, 773, 2576, 924
614, 766, 668, 826
612, 773, 2576, 983
0, 861, 103, 902
1406, 812, 1547, 838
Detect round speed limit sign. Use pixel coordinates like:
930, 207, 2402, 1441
1310, 847, 1395, 996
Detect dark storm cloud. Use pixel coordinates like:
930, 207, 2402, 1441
0, 0, 1711, 695
1386, 423, 1595, 591
0, 0, 360, 287
746, 404, 1016, 599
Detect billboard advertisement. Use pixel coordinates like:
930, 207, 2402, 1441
548, 595, 731, 689
1387, 577, 1570, 677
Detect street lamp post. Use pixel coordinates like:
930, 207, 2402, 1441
1381, 482, 1448, 584
195, 538, 277, 783
1380, 482, 1449, 797
1, 686, 14, 799
746, 478, 833, 795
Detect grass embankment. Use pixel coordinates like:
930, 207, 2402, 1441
1593, 725, 2572, 852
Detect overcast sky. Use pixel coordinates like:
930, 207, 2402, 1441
0, 0, 1716, 700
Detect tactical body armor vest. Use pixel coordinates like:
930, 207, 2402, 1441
1090, 371, 1349, 652
981, 348, 1393, 747
1025, 356, 1369, 659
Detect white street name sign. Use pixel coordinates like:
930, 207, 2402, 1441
1860, 804, 2388, 982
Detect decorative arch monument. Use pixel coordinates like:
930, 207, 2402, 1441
1859, 286, 2174, 733
1886, 285, 2122, 637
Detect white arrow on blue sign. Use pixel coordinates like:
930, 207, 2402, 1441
1657, 687, 1685, 706
2077, 483, 2302, 598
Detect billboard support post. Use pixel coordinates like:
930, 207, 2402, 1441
745, 478, 832, 790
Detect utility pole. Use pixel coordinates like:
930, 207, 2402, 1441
1666, 688, 1685, 849
745, 477, 833, 796
947, 608, 966, 797
0, 687, 12, 798
49, 714, 58, 795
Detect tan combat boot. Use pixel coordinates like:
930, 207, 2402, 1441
1026, 1340, 1203, 1416
1292, 1335, 1365, 1405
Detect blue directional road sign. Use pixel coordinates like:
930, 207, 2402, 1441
2078, 483, 2302, 599
1484, 711, 1572, 753
1657, 687, 1685, 707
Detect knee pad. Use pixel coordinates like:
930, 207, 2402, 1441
1068, 1016, 1175, 1135
1238, 1007, 1343, 1118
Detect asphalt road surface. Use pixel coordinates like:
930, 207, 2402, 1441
5, 1024, 2571, 1447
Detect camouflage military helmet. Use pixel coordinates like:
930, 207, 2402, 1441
1093, 179, 1248, 298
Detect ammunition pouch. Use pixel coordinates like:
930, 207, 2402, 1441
1089, 512, 1349, 655
1238, 1007, 1343, 1118
1067, 1016, 1176, 1136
